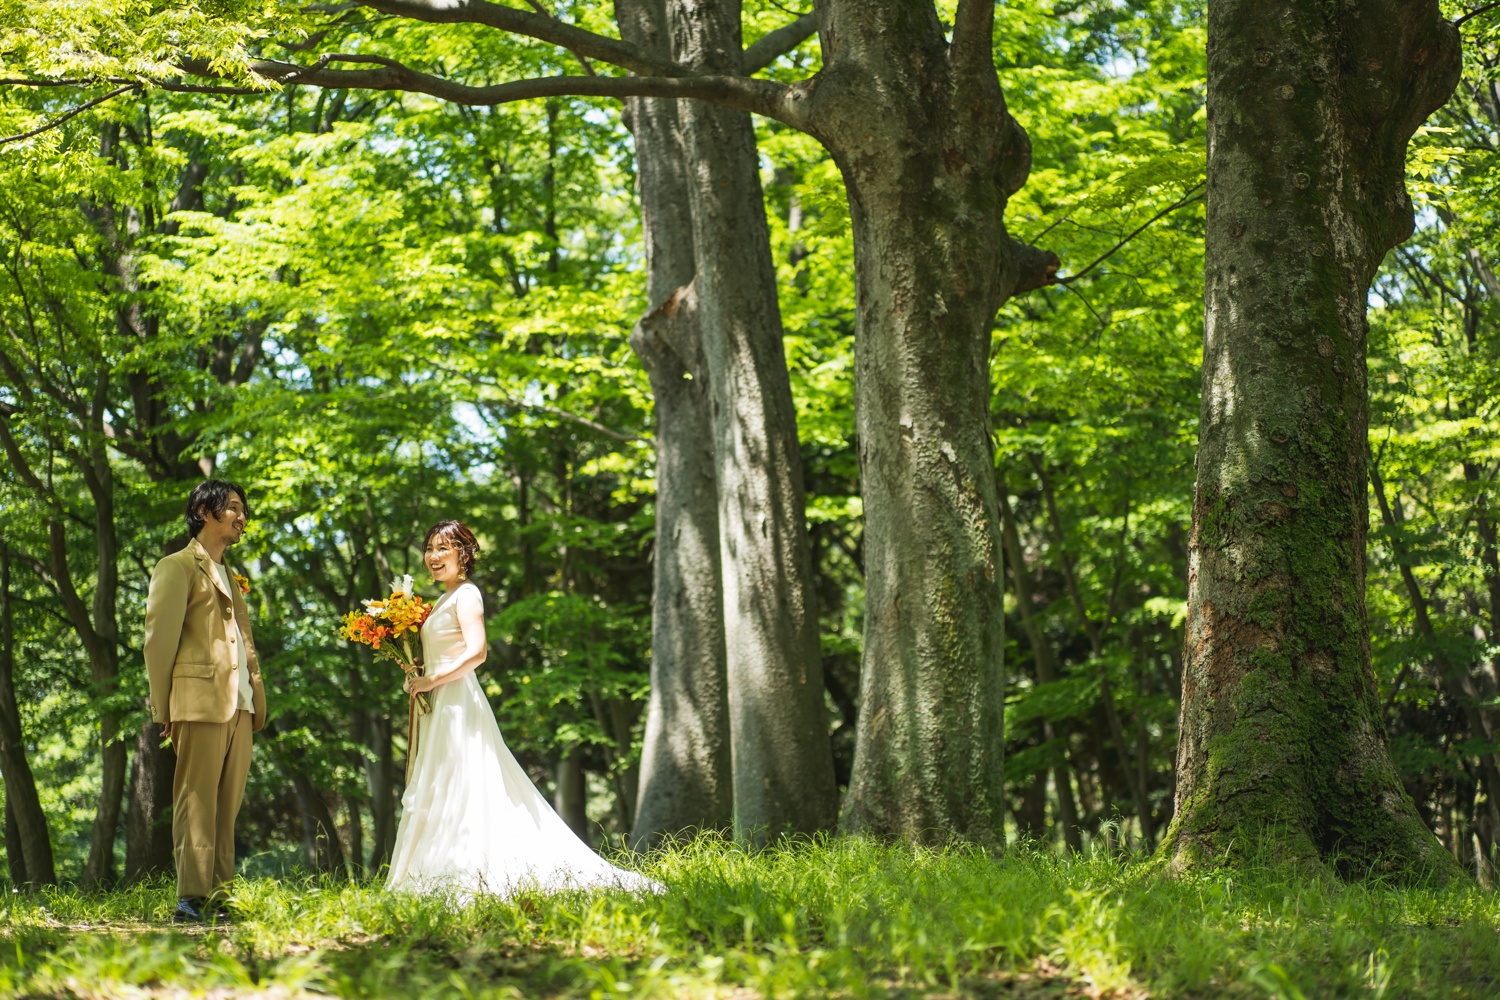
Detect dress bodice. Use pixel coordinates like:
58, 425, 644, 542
420, 582, 478, 679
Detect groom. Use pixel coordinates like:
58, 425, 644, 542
144, 479, 267, 924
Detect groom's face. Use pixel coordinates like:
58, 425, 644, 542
201, 495, 248, 547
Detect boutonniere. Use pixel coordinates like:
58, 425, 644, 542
232, 572, 251, 595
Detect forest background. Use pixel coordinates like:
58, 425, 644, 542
0, 0, 1498, 889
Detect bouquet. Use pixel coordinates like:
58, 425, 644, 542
340, 574, 434, 714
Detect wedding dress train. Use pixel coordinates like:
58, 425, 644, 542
385, 581, 659, 898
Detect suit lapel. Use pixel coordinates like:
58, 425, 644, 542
190, 537, 234, 600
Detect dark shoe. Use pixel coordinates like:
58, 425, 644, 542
209, 904, 236, 927
172, 897, 207, 924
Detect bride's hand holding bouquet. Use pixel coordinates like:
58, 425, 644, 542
340, 574, 435, 713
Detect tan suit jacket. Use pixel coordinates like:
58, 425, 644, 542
144, 537, 267, 731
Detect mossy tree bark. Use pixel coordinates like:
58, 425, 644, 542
822, 2, 1054, 846
1163, 0, 1463, 877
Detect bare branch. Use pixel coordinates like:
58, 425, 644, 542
1058, 180, 1205, 285
0, 85, 137, 147
241, 56, 805, 127
353, 0, 683, 76
1455, 1, 1500, 28
743, 12, 818, 74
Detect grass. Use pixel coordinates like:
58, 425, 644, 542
2, 835, 1498, 998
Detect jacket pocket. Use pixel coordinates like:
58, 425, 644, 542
173, 661, 216, 679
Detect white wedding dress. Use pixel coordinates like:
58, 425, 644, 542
385, 581, 659, 898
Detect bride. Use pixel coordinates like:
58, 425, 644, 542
385, 519, 659, 898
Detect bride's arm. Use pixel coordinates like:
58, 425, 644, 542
415, 588, 487, 690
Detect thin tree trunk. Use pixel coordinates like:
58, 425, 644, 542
289, 771, 346, 874
1370, 461, 1500, 861
1030, 459, 1155, 844
618, 0, 733, 850
997, 485, 1084, 852
74, 463, 126, 890
123, 713, 176, 882
670, 0, 837, 839
346, 795, 365, 877
365, 710, 396, 869
0, 545, 55, 885
1164, 0, 1461, 878
554, 750, 590, 845
5, 802, 28, 886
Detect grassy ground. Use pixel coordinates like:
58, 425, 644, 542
2, 836, 1498, 998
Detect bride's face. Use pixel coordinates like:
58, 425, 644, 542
425, 541, 461, 584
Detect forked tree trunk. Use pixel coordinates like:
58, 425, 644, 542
617, 0, 733, 849
820, 4, 1046, 846
1163, 0, 1462, 878
670, 0, 837, 839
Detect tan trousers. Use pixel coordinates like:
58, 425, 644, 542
171, 711, 253, 900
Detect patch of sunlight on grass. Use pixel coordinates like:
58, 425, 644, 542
1, 834, 1497, 998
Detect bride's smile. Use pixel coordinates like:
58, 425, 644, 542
425, 543, 461, 587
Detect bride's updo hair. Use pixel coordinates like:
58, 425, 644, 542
424, 520, 480, 578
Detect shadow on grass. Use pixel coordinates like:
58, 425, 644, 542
2, 835, 1497, 998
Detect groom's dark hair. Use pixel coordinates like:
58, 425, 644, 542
186, 479, 250, 537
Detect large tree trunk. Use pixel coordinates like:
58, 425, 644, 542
618, 0, 733, 850
1163, 0, 1462, 877
822, 3, 1041, 846
670, 0, 837, 839
0, 545, 56, 886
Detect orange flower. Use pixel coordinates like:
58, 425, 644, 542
231, 572, 251, 595
339, 594, 432, 714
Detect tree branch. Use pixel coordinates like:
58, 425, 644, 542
1058, 180, 1205, 285
240, 57, 805, 127
0, 85, 137, 147
353, 0, 683, 76
743, 12, 818, 74
1468, 248, 1500, 300
951, 0, 997, 72
1455, 1, 1500, 28
0, 77, 262, 95
1010, 238, 1061, 294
